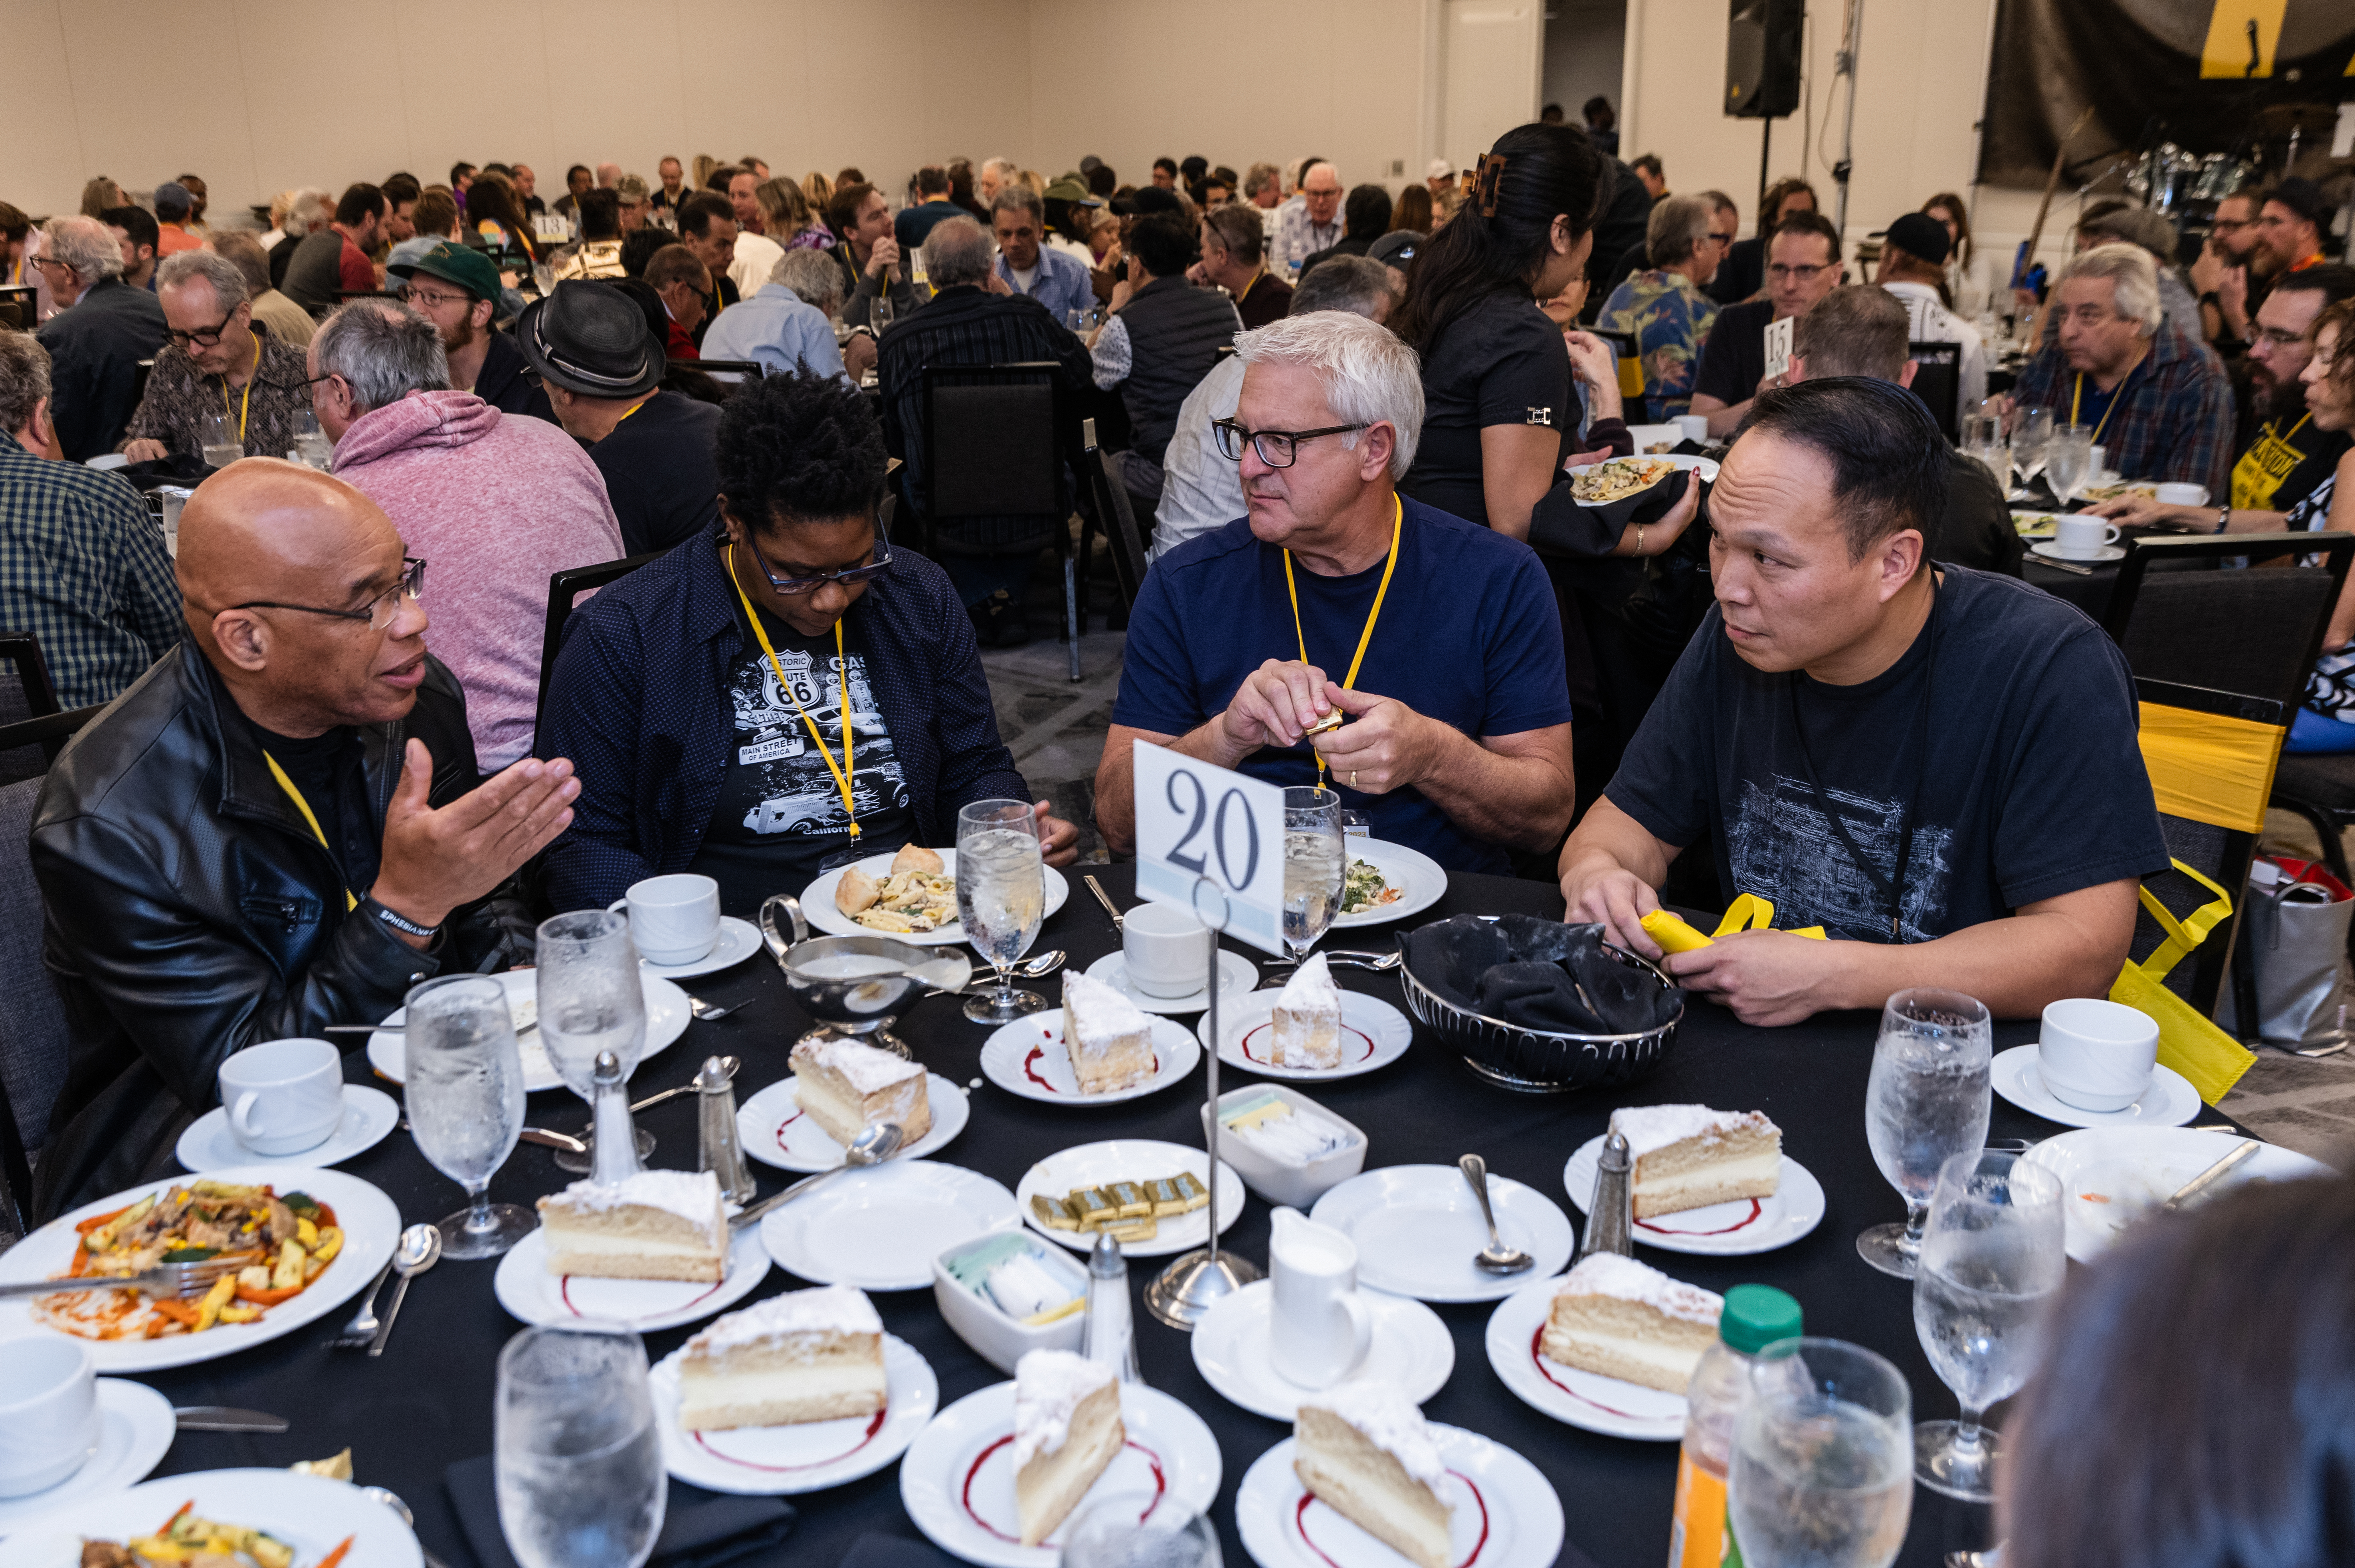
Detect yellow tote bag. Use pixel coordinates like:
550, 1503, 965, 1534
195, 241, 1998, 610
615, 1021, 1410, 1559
2110, 858, 2257, 1104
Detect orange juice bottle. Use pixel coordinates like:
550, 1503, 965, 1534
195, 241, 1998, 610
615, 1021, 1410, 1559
1668, 1285, 1802, 1567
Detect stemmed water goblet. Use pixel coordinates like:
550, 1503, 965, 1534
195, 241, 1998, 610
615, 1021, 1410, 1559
1858, 988, 1992, 1279
957, 799, 1048, 1023
495, 1323, 666, 1568
403, 975, 533, 1258
1728, 1338, 1914, 1568
536, 910, 650, 1176
1281, 787, 1345, 965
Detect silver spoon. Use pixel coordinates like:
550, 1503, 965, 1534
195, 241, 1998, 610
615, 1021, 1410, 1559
1267, 949, 1402, 973
927, 950, 1063, 997
519, 1126, 588, 1155
367, 1224, 442, 1357
1459, 1154, 1534, 1274
627, 1056, 740, 1113
359, 1485, 455, 1568
688, 996, 746, 1023
327, 1254, 400, 1347
730, 1121, 904, 1231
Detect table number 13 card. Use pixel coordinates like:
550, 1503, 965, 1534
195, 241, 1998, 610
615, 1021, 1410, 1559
1130, 740, 1286, 956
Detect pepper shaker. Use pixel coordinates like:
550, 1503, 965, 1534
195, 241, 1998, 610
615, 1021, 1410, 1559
696, 1054, 756, 1206
589, 1050, 646, 1184
1577, 1130, 1635, 1261
1081, 1231, 1143, 1386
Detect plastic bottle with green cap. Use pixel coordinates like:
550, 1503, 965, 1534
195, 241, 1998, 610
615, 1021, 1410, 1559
1668, 1283, 1803, 1568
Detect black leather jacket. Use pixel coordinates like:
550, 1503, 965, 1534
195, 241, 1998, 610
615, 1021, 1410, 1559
29, 642, 505, 1222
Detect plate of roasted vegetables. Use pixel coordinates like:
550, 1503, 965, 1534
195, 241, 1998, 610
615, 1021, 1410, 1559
0, 1170, 398, 1372
0, 1469, 420, 1568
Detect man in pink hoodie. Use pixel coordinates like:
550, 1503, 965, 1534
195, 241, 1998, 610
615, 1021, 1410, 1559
310, 300, 625, 769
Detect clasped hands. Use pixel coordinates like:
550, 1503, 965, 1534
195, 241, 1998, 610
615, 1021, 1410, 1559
1218, 658, 1438, 795
1560, 861, 1850, 1027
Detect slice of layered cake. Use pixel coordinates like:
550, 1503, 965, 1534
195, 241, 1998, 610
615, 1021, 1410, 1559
1012, 1348, 1124, 1546
536, 1169, 728, 1282
1607, 1105, 1781, 1218
1541, 1253, 1722, 1393
1270, 952, 1343, 1068
676, 1284, 887, 1431
790, 1036, 933, 1147
1292, 1380, 1453, 1568
1062, 972, 1156, 1095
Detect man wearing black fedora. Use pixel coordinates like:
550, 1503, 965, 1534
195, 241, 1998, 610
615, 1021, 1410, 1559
519, 280, 721, 557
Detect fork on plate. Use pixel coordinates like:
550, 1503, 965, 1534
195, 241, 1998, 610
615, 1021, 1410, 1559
0, 1252, 261, 1302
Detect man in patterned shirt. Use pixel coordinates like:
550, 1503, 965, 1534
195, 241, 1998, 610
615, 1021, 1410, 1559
1599, 194, 1722, 421
120, 251, 313, 467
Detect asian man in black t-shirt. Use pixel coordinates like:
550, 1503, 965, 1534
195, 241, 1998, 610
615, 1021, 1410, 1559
1558, 379, 2170, 1024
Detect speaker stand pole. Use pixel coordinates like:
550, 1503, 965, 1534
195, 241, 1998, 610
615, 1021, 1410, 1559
1831, 0, 1864, 237
1759, 121, 1773, 230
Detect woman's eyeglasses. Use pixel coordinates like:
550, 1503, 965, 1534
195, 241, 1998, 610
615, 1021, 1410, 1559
742, 531, 892, 595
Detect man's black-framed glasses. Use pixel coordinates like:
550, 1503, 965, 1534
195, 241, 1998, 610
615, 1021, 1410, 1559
164, 307, 239, 349
231, 558, 426, 630
742, 528, 892, 596
1211, 419, 1367, 468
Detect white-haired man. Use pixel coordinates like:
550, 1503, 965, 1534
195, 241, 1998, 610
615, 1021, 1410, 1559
1275, 161, 1344, 273
1095, 312, 1577, 874
121, 250, 315, 466
30, 215, 166, 460
700, 250, 851, 383
978, 158, 1019, 205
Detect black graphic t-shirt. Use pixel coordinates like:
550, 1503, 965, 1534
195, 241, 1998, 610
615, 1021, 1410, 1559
1606, 567, 2170, 941
687, 603, 913, 917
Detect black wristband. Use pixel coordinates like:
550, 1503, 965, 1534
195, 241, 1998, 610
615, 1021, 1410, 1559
368, 899, 439, 939
2200, 291, 2220, 307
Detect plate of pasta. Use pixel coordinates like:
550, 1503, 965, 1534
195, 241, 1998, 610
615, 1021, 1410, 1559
800, 846, 1071, 947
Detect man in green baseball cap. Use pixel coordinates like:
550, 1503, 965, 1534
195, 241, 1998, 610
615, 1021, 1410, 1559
1043, 175, 1101, 264
388, 241, 552, 422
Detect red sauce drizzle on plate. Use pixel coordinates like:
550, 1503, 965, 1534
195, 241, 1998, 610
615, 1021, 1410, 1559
693, 1406, 887, 1471
1294, 1470, 1489, 1568
1526, 1325, 1658, 1420
1637, 1198, 1763, 1236
962, 1435, 1167, 1542
1239, 1023, 1376, 1067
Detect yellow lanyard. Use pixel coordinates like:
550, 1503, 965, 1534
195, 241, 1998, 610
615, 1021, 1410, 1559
612, 395, 651, 427
220, 334, 255, 443
2070, 369, 2127, 447
1282, 495, 1403, 781
262, 751, 358, 912
725, 550, 860, 839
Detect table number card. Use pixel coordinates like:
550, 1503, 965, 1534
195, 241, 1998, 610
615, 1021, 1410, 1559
1130, 740, 1286, 955
1763, 315, 1795, 384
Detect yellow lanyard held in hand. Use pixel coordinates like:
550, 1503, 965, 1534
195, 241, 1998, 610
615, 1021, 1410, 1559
262, 751, 358, 913
726, 550, 860, 838
1282, 494, 1401, 781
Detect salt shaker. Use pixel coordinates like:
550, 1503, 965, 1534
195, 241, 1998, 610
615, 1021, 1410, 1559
589, 1050, 646, 1184
1577, 1130, 1634, 1261
696, 1054, 756, 1205
1081, 1231, 1142, 1385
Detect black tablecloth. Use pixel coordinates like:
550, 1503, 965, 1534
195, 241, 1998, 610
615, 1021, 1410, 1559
2019, 555, 2118, 617
125, 867, 2225, 1568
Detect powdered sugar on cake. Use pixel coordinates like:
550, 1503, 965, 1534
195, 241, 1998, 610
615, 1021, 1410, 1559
689, 1284, 881, 1355
1608, 1104, 1775, 1159
549, 1170, 723, 1238
1012, 1349, 1116, 1469
1302, 1380, 1446, 1489
1065, 971, 1150, 1038
797, 1038, 925, 1094
1556, 1252, 1723, 1325
1280, 952, 1340, 1010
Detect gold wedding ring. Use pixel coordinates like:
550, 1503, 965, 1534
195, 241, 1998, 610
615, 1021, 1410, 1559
1350, 770, 1359, 789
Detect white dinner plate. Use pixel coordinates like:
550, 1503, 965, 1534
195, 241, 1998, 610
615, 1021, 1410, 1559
799, 848, 1071, 947
1483, 1274, 1686, 1440
649, 1333, 938, 1495
366, 968, 691, 1093
1191, 1278, 1455, 1422
1016, 1139, 1245, 1260
0, 1167, 400, 1372
1332, 839, 1449, 929
1235, 1426, 1565, 1568
1080, 950, 1259, 1015
638, 915, 764, 979
2021, 1127, 2333, 1262
900, 1380, 1222, 1568
1989, 1045, 2199, 1130
493, 1223, 770, 1331
176, 1086, 400, 1174
1565, 453, 1720, 485
0, 1380, 175, 1534
2030, 540, 2125, 564
761, 1161, 1019, 1290
1199, 989, 1413, 1081
1561, 1138, 1827, 1256
0, 1468, 422, 1567
736, 1073, 970, 1171
1311, 1167, 1576, 1303
978, 1015, 1201, 1106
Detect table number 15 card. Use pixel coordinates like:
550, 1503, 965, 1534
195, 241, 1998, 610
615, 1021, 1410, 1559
1130, 740, 1287, 956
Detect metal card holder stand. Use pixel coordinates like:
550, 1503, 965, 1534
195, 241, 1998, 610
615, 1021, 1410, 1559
1144, 876, 1264, 1328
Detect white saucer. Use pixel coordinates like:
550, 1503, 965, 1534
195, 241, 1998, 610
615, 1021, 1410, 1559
649, 1334, 937, 1495
0, 1380, 175, 1531
1081, 949, 1258, 1014
639, 915, 763, 979
2030, 540, 2125, 564
1236, 1426, 1565, 1568
366, 968, 691, 1093
493, 1222, 770, 1331
978, 1014, 1201, 1105
1561, 1137, 1827, 1256
1310, 1167, 1577, 1303
1483, 1274, 1686, 1440
899, 1380, 1223, 1568
1199, 989, 1413, 1081
1191, 1279, 1455, 1421
736, 1073, 970, 1171
1016, 1139, 1245, 1260
175, 1086, 400, 1173
761, 1161, 1018, 1290
1990, 1044, 2199, 1129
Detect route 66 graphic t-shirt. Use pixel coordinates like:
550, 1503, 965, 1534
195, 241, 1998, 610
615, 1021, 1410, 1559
688, 602, 913, 915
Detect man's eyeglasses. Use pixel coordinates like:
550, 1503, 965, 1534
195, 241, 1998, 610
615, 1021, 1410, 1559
164, 308, 239, 349
229, 558, 426, 631
1707, 231, 1736, 249
741, 530, 893, 595
1212, 419, 1367, 468
1768, 262, 1835, 282
2251, 324, 2309, 349
398, 285, 471, 310
2211, 218, 2253, 233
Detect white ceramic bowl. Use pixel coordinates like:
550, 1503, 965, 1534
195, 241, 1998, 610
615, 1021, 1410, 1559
1200, 1085, 1369, 1210
930, 1232, 1088, 1374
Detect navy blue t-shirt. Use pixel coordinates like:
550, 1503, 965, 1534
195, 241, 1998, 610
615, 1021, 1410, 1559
1112, 499, 1574, 874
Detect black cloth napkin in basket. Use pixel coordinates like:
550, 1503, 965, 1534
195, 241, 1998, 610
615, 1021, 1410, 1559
1406, 914, 1680, 1033
446, 1453, 796, 1568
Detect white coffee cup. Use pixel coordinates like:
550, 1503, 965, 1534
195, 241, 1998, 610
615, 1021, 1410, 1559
1123, 902, 1209, 999
2038, 997, 2159, 1112
0, 1336, 99, 1497
2156, 482, 2206, 506
610, 873, 720, 966
2053, 515, 2121, 559
218, 1038, 344, 1157
1267, 1207, 1374, 1390
1674, 414, 1710, 445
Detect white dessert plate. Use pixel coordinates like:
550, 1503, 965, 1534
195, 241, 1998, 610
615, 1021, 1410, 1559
1483, 1273, 1686, 1440
366, 968, 691, 1093
1310, 1167, 1575, 1303
1332, 839, 1449, 929
0, 1468, 422, 1567
493, 1222, 770, 1331
1080, 950, 1258, 1015
638, 915, 763, 979
649, 1333, 937, 1495
1199, 989, 1412, 1081
1191, 1278, 1455, 1422
1989, 1045, 2199, 1129
0, 1380, 175, 1533
2021, 1127, 2331, 1262
1235, 1425, 1565, 1568
1561, 1137, 1827, 1257
736, 1073, 969, 1171
1016, 1139, 1245, 1260
978, 1015, 1201, 1106
0, 1166, 400, 1372
799, 848, 1071, 947
2030, 540, 2126, 564
899, 1380, 1223, 1568
175, 1086, 400, 1174
761, 1161, 1019, 1290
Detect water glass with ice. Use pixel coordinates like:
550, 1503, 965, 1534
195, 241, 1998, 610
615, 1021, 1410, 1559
537, 909, 650, 1173
957, 799, 1048, 1022
1281, 787, 1344, 965
404, 974, 534, 1258
1060, 1494, 1221, 1568
198, 408, 242, 471
1728, 1338, 1913, 1568
495, 1324, 666, 1568
1858, 988, 1991, 1279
